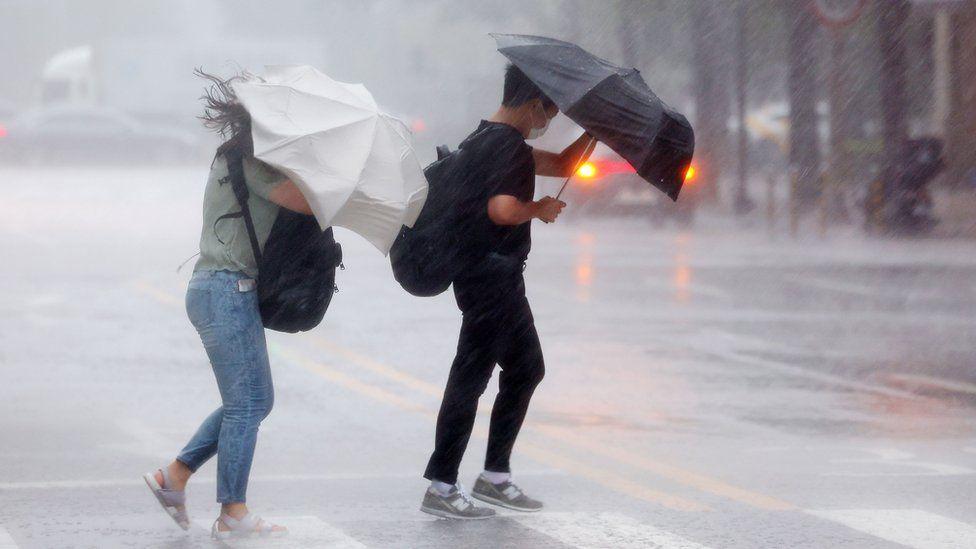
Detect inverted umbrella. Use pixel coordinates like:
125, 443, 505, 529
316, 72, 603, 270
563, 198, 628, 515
232, 65, 428, 254
492, 33, 695, 201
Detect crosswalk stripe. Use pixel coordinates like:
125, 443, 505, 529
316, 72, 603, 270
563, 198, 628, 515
194, 516, 365, 548
0, 526, 19, 549
515, 512, 712, 549
808, 509, 976, 549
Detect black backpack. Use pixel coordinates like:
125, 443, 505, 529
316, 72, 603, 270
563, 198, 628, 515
389, 143, 486, 297
218, 149, 343, 333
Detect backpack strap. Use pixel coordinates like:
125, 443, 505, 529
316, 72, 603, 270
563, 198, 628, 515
215, 149, 263, 266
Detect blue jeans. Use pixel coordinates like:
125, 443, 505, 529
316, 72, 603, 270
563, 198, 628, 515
176, 270, 274, 504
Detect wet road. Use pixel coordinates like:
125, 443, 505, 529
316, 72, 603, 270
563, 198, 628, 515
1, 167, 975, 548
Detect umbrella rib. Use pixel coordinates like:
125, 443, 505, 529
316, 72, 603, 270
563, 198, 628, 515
254, 115, 377, 157
348, 116, 382, 188
247, 82, 378, 115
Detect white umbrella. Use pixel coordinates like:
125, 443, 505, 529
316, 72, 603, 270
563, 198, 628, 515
232, 65, 428, 254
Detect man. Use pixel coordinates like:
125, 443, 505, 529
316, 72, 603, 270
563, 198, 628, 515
421, 64, 595, 519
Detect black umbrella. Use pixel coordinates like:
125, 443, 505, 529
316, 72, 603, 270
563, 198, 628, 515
492, 33, 695, 201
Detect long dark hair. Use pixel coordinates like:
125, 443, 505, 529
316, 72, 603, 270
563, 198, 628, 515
195, 68, 253, 158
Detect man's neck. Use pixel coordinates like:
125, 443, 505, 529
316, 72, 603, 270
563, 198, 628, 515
488, 106, 531, 138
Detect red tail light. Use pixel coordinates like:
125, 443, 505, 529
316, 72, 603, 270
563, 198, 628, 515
577, 162, 597, 178
0, 124, 7, 138
577, 159, 636, 180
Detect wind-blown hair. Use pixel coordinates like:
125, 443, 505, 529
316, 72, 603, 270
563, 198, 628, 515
195, 67, 253, 158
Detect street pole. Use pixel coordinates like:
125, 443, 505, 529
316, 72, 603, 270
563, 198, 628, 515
932, 9, 951, 138
787, 0, 822, 221
946, 6, 976, 188
691, 0, 732, 205
734, 0, 753, 216
824, 27, 849, 234
876, 0, 911, 232
811, 0, 868, 232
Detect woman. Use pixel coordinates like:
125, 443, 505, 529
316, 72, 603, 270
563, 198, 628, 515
143, 70, 311, 539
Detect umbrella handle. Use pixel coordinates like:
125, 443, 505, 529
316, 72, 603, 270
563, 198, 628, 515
555, 135, 597, 201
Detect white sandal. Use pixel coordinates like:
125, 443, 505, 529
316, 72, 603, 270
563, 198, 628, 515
143, 468, 190, 530
211, 512, 287, 540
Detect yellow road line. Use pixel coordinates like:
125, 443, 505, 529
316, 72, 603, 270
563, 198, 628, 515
271, 342, 432, 415
308, 332, 794, 511
887, 373, 976, 397
467, 425, 708, 512
307, 337, 443, 397
280, 343, 707, 512
132, 280, 714, 511
131, 280, 182, 307
533, 425, 795, 511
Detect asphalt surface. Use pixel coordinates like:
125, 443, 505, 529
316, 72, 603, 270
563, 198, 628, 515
1, 167, 975, 548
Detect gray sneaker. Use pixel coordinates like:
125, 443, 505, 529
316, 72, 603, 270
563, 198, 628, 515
471, 475, 543, 512
420, 485, 496, 520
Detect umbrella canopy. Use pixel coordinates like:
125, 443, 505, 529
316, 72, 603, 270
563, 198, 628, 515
492, 33, 695, 201
232, 65, 428, 254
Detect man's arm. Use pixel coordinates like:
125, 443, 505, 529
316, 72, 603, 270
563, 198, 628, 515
532, 132, 597, 177
488, 195, 565, 225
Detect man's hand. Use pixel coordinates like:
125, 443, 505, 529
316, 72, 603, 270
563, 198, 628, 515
533, 132, 597, 177
534, 196, 566, 223
488, 194, 566, 225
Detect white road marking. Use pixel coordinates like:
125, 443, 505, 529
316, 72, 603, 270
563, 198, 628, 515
826, 448, 975, 477
24, 294, 65, 308
793, 275, 885, 298
0, 526, 18, 549
808, 509, 976, 549
0, 469, 566, 490
661, 328, 921, 400
102, 417, 183, 459
194, 516, 365, 549
887, 373, 976, 396
698, 328, 806, 356
515, 512, 712, 549
641, 275, 732, 301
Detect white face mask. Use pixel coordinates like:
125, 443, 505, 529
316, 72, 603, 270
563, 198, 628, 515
527, 104, 552, 140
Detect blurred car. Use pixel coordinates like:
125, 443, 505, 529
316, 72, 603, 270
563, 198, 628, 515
0, 97, 15, 141
0, 105, 199, 165
562, 143, 698, 226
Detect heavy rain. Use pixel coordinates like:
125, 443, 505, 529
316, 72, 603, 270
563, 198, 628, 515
1, 1, 975, 547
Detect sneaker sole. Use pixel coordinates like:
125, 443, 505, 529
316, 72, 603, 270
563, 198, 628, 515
471, 491, 542, 513
419, 504, 495, 520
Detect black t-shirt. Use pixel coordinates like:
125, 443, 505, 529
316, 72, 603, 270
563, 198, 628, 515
459, 120, 535, 262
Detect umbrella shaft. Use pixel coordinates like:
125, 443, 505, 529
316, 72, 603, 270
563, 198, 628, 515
555, 135, 597, 201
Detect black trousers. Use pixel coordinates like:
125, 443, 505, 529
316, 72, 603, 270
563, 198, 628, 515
424, 271, 545, 485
